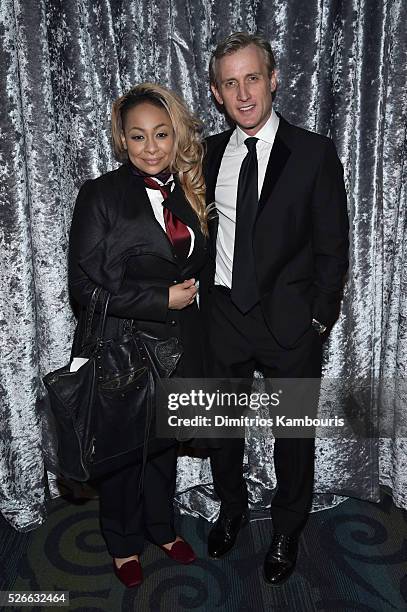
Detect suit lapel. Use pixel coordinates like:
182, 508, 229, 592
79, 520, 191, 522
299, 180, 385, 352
204, 119, 292, 250
120, 168, 176, 262
257, 118, 291, 215
124, 168, 207, 265
205, 130, 234, 205
204, 130, 233, 258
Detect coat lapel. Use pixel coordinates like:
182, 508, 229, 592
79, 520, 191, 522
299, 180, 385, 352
205, 130, 234, 206
126, 169, 207, 266
204, 119, 293, 252
257, 117, 291, 215
120, 169, 176, 263
204, 130, 233, 258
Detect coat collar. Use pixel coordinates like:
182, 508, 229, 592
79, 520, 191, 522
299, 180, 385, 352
121, 163, 202, 236
204, 114, 293, 252
205, 114, 292, 210
204, 129, 234, 206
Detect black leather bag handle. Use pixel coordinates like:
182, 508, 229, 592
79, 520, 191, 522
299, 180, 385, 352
96, 290, 110, 342
82, 287, 110, 347
84, 286, 102, 340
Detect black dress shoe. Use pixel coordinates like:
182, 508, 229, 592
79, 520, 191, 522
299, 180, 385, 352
208, 510, 248, 558
263, 532, 298, 586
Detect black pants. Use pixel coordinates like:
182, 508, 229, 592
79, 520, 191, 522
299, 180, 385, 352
97, 445, 177, 556
208, 287, 322, 536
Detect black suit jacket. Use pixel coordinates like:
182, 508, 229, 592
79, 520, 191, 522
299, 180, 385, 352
69, 162, 208, 373
200, 115, 349, 348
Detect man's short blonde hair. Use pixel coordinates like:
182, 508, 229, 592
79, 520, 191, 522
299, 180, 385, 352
209, 31, 276, 86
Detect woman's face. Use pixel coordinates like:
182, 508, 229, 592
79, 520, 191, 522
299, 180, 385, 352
121, 102, 175, 174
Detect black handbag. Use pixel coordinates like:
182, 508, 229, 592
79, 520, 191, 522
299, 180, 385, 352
43, 287, 182, 482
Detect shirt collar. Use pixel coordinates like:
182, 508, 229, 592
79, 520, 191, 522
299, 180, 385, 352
235, 107, 280, 147
146, 174, 173, 187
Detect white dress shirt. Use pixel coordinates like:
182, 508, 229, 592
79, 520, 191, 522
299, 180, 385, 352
214, 108, 280, 287
145, 176, 195, 257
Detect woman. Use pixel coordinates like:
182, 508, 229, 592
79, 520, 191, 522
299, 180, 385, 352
68, 83, 208, 587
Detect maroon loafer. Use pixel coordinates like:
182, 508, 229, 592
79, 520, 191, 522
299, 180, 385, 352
159, 540, 196, 564
113, 559, 143, 587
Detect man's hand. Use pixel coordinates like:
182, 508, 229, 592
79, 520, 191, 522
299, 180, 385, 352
168, 279, 197, 310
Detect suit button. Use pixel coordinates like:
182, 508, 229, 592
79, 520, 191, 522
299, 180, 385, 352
171, 320, 177, 326
173, 254, 178, 259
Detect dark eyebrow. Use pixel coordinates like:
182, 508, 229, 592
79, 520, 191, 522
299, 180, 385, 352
128, 123, 170, 131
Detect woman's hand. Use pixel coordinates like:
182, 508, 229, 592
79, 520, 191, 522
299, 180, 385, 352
168, 279, 197, 310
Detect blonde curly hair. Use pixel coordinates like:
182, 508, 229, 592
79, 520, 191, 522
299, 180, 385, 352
112, 83, 208, 236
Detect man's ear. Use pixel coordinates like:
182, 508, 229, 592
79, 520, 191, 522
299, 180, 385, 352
211, 83, 224, 106
120, 132, 127, 150
270, 70, 277, 93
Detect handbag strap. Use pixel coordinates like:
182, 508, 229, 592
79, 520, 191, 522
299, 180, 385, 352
82, 287, 110, 347
96, 290, 110, 342
84, 286, 102, 340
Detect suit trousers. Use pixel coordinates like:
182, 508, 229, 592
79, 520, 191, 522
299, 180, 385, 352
208, 286, 323, 536
97, 445, 177, 557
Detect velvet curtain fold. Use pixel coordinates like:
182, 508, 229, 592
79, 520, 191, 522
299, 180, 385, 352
0, 0, 405, 530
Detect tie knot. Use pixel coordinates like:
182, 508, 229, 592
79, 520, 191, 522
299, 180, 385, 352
244, 137, 258, 152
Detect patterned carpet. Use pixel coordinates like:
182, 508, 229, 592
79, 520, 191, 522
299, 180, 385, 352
0, 491, 406, 611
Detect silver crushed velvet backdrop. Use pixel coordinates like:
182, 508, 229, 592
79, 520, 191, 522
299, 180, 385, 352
0, 0, 406, 531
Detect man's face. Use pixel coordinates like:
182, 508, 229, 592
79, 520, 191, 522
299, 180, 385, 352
211, 44, 277, 136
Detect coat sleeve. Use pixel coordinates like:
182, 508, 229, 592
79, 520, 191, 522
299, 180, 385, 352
68, 179, 169, 321
311, 139, 349, 327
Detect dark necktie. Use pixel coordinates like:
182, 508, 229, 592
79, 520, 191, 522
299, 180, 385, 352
143, 176, 191, 260
231, 137, 260, 313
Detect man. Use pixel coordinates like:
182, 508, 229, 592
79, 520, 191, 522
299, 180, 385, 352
200, 32, 349, 585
